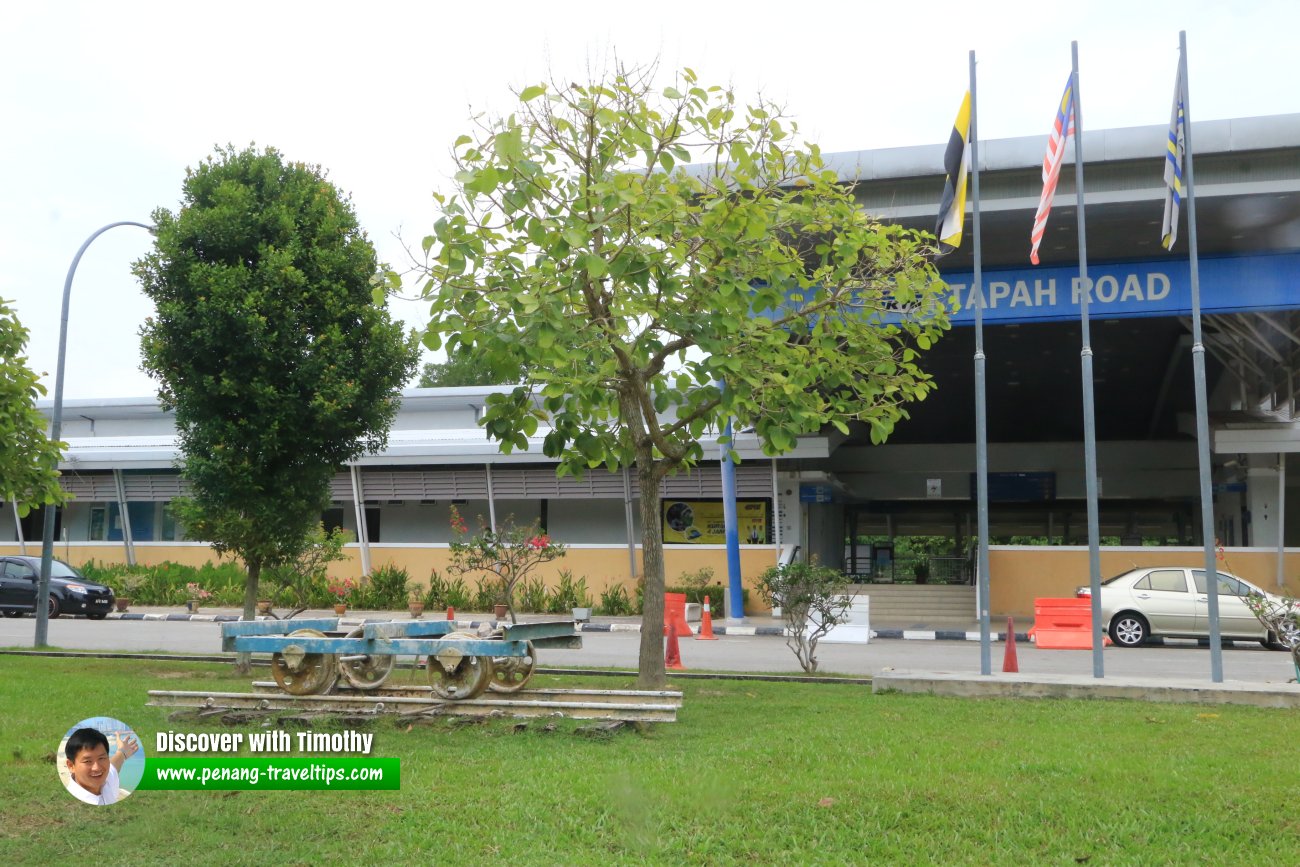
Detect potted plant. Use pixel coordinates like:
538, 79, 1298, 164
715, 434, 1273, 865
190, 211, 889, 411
114, 575, 144, 612
328, 577, 355, 616
185, 582, 211, 614
408, 593, 425, 619
913, 561, 931, 585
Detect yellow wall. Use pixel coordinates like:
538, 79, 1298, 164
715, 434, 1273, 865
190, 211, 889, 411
988, 546, 1300, 618
5, 543, 781, 614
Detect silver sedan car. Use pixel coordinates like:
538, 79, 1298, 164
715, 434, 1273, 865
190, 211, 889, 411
1077, 567, 1298, 649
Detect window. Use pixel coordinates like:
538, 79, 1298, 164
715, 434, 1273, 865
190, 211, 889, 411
18, 506, 60, 542
1141, 570, 1189, 593
3, 561, 34, 579
161, 503, 180, 541
321, 508, 345, 534
89, 507, 108, 541
1192, 571, 1251, 597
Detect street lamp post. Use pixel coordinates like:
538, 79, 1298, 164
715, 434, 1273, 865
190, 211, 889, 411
35, 221, 153, 648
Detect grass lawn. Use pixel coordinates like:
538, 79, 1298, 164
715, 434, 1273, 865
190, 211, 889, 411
2, 654, 1297, 865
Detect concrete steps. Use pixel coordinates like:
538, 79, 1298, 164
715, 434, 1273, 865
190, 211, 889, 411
846, 584, 977, 626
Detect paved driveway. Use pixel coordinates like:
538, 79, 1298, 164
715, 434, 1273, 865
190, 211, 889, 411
3, 616, 1295, 684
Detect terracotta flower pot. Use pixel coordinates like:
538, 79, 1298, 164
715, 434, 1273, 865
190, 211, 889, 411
408, 601, 425, 619
256, 600, 272, 616
494, 603, 509, 620
333, 603, 347, 616
115, 598, 131, 613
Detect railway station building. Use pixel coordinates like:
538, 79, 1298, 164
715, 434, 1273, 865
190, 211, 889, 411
6, 112, 1300, 619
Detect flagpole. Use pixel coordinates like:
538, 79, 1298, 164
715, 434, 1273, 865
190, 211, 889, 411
1180, 29, 1224, 682
1071, 41, 1105, 679
969, 49, 992, 675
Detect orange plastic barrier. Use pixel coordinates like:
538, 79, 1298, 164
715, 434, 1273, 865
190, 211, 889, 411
663, 592, 694, 637
1029, 597, 1107, 650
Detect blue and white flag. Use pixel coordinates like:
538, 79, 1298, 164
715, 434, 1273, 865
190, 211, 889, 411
1161, 65, 1185, 250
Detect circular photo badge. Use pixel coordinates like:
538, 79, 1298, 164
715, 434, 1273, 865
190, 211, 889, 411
57, 717, 144, 806
665, 502, 695, 532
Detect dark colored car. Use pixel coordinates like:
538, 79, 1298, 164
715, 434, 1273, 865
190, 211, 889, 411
0, 556, 114, 619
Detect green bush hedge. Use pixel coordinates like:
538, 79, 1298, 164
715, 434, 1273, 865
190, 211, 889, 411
636, 584, 746, 613
78, 560, 249, 606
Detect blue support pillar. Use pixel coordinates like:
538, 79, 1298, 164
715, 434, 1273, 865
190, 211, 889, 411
720, 417, 745, 621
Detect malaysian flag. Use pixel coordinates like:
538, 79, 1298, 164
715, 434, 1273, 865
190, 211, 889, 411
1029, 77, 1076, 265
1161, 65, 1186, 250
935, 91, 972, 256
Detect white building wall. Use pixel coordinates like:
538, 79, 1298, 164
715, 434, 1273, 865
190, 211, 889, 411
547, 499, 639, 544
389, 409, 480, 430
58, 417, 177, 438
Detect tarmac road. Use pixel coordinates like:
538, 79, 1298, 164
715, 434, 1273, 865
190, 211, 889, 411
3, 615, 1296, 685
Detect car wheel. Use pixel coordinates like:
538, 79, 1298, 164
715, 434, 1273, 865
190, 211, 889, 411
48, 595, 61, 619
1108, 612, 1149, 647
87, 612, 108, 620
1, 609, 22, 618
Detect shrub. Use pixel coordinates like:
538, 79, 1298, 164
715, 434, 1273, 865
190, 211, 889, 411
637, 584, 745, 614
443, 576, 472, 611
678, 566, 715, 594
421, 570, 450, 608
757, 560, 850, 673
365, 564, 412, 610
517, 575, 549, 613
545, 570, 592, 614
447, 507, 566, 623
261, 524, 351, 616
472, 577, 498, 612
76, 559, 247, 606
596, 582, 636, 617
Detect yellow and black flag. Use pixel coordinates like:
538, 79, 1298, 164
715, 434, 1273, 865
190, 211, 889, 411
935, 91, 972, 256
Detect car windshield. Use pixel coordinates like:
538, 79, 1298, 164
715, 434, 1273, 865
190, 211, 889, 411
48, 561, 82, 579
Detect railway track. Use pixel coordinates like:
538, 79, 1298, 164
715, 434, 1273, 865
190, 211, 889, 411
148, 682, 683, 722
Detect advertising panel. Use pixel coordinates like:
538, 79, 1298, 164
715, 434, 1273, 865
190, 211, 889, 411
662, 499, 769, 544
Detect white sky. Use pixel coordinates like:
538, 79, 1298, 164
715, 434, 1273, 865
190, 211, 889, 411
2, 0, 1295, 400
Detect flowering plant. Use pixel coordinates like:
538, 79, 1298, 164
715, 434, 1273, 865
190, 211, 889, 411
327, 577, 356, 601
185, 582, 212, 602
447, 510, 565, 624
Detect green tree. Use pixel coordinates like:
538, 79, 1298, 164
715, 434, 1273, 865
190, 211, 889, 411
0, 299, 66, 514
135, 146, 419, 668
417, 67, 950, 687
416, 354, 522, 388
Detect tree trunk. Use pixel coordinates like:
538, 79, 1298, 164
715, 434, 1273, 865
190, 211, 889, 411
636, 455, 667, 689
236, 559, 260, 675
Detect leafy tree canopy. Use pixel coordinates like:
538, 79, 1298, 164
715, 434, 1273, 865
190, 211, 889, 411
416, 354, 522, 388
135, 145, 419, 620
417, 66, 951, 685
0, 299, 66, 515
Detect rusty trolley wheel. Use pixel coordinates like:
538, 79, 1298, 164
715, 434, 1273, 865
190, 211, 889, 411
488, 640, 537, 694
426, 631, 494, 700
338, 626, 395, 690
270, 628, 339, 696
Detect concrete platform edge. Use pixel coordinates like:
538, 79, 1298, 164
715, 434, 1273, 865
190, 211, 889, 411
872, 669, 1300, 708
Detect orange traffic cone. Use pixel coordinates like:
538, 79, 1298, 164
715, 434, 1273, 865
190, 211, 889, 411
1003, 616, 1019, 673
665, 620, 685, 670
695, 598, 718, 640
446, 606, 455, 622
